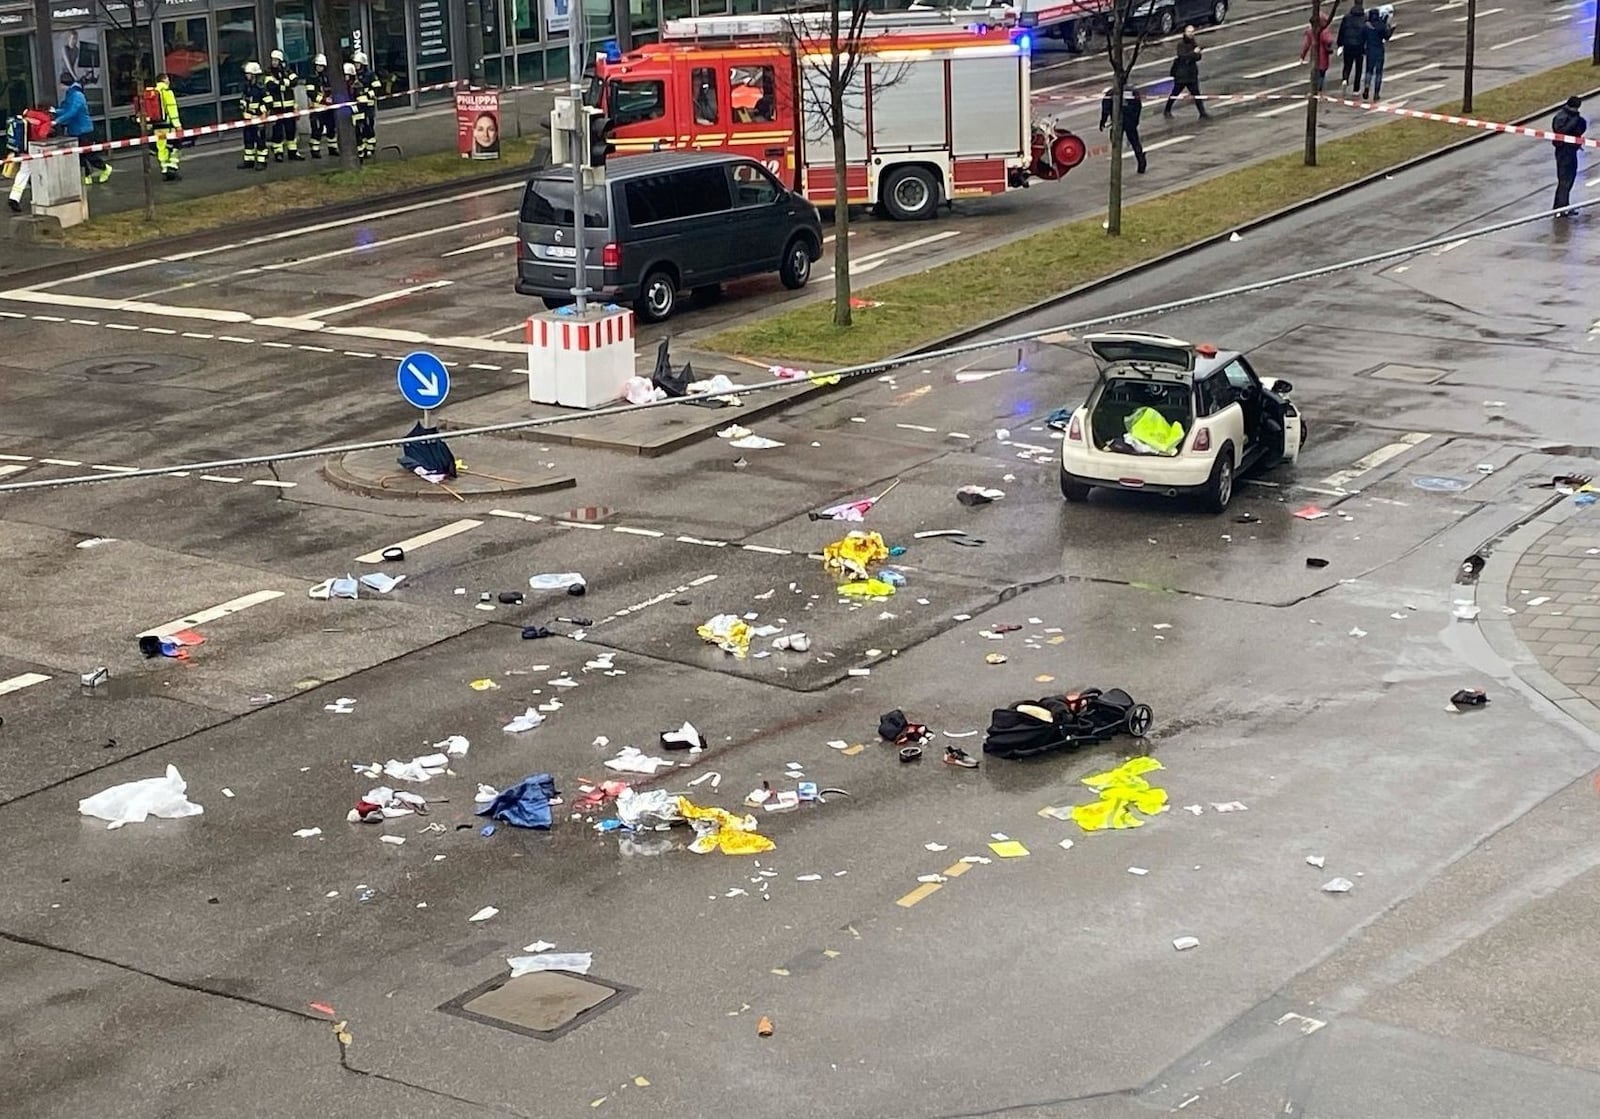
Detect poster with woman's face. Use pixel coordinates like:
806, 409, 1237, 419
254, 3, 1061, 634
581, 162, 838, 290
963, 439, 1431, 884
455, 90, 500, 160
53, 26, 105, 116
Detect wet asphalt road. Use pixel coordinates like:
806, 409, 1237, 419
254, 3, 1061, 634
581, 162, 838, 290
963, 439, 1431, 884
5, 28, 1600, 1119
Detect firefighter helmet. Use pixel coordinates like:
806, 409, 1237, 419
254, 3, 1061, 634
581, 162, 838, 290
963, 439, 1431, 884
342, 62, 357, 76
313, 53, 327, 66
352, 51, 368, 65
244, 61, 262, 76
270, 49, 284, 62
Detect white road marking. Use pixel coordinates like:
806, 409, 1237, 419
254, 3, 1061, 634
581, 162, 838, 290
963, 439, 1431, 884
32, 314, 63, 321
1129, 136, 1194, 156
182, 331, 214, 339
1381, 63, 1442, 84
0, 453, 31, 461
69, 318, 98, 325
1256, 102, 1303, 119
40, 458, 82, 466
1243, 60, 1307, 80
303, 280, 455, 320
1035, 21, 1305, 94
555, 519, 606, 530
137, 589, 287, 637
261, 212, 515, 271
299, 344, 335, 353
90, 464, 138, 474
612, 525, 664, 538
826, 230, 961, 277
677, 535, 728, 547
442, 234, 518, 257
1453, 6, 1502, 19
104, 322, 140, 330
488, 508, 544, 523
0, 289, 252, 322
1432, 239, 1468, 255
142, 326, 176, 334
355, 518, 483, 563
1390, 82, 1447, 104
742, 544, 791, 556
219, 335, 254, 344
1321, 432, 1432, 489
260, 340, 293, 348
0, 672, 51, 696
200, 474, 245, 484
0, 464, 26, 479
1489, 34, 1541, 51
250, 479, 296, 488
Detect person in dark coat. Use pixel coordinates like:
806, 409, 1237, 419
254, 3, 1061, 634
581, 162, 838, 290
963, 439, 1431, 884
1551, 95, 1587, 216
1360, 7, 1393, 101
1337, 0, 1365, 91
1164, 27, 1209, 119
1101, 85, 1146, 174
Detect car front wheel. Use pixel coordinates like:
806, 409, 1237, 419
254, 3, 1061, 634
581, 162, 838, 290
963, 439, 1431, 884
1209, 0, 1227, 25
779, 238, 812, 289
1156, 8, 1176, 36
1203, 451, 1234, 514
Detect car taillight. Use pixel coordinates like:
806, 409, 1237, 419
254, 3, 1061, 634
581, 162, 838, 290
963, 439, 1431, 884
515, 238, 525, 261
1192, 427, 1211, 452
1067, 414, 1082, 442
601, 242, 621, 269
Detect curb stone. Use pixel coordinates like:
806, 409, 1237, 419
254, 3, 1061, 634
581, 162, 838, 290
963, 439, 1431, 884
321, 452, 576, 500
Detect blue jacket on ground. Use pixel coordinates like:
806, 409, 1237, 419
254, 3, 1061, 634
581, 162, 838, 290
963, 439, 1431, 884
54, 82, 92, 137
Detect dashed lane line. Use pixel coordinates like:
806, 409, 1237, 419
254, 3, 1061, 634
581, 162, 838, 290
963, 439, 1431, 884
0, 453, 295, 490
137, 589, 287, 638
354, 518, 484, 563
0, 672, 52, 696
1321, 432, 1433, 490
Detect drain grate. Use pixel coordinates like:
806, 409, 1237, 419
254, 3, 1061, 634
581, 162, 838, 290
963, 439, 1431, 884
1365, 363, 1449, 385
439, 970, 635, 1040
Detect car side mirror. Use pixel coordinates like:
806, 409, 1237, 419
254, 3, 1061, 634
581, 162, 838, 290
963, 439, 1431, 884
1274, 379, 1293, 394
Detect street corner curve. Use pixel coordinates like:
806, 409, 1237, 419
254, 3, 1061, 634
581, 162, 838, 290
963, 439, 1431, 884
320, 450, 577, 501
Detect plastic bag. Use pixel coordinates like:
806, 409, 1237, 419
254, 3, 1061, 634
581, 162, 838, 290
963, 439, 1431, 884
78, 765, 204, 829
507, 952, 593, 976
615, 787, 681, 828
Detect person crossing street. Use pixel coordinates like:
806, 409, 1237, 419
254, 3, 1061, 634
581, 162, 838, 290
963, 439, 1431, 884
307, 53, 338, 159
1164, 27, 1210, 120
1551, 95, 1587, 217
150, 72, 182, 181
266, 50, 305, 162
237, 61, 270, 170
1101, 85, 1147, 175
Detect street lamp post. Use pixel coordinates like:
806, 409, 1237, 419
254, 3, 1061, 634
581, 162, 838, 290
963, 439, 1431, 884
568, 15, 590, 315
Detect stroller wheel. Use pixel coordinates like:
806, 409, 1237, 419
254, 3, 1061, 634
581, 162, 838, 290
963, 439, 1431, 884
1127, 704, 1154, 737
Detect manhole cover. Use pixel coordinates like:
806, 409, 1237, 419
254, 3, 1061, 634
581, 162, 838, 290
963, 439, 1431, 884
1414, 475, 1472, 492
51, 352, 204, 383
439, 970, 634, 1040
1366, 363, 1449, 385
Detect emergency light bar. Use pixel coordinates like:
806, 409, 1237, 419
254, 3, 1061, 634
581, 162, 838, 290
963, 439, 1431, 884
661, 9, 1009, 40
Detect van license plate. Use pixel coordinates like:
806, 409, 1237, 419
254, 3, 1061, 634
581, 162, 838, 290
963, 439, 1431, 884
546, 245, 577, 259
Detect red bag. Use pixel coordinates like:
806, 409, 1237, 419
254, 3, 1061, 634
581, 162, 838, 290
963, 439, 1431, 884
137, 87, 161, 123
22, 109, 51, 141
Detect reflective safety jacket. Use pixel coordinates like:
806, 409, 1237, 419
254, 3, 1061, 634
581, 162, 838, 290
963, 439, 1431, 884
241, 77, 270, 119
155, 78, 180, 129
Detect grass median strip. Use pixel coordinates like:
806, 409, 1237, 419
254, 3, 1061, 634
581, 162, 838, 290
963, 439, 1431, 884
62, 137, 538, 252
706, 58, 1597, 368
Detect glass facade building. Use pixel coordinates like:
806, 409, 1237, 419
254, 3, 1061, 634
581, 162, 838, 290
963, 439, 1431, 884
10, 0, 780, 138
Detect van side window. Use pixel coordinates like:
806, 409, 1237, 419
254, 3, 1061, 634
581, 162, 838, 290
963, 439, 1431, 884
729, 162, 782, 207
624, 166, 733, 224
692, 67, 719, 125
610, 79, 665, 126
731, 65, 776, 123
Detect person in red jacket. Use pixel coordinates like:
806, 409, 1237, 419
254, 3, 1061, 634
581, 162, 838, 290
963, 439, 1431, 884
1300, 7, 1335, 93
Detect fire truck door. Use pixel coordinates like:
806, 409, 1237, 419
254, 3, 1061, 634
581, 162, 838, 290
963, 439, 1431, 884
725, 61, 791, 184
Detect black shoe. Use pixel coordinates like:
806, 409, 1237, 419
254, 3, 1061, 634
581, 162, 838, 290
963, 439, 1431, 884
1162, 107, 1173, 118
237, 161, 252, 170
1136, 162, 1147, 175
288, 151, 305, 161
273, 153, 283, 163
162, 170, 180, 181
7, 198, 19, 213
310, 150, 322, 159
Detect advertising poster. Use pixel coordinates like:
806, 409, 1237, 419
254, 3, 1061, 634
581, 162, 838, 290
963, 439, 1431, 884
52, 24, 105, 116
456, 89, 500, 160
544, 0, 570, 36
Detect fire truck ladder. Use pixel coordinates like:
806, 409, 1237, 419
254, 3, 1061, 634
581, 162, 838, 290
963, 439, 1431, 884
661, 9, 1010, 40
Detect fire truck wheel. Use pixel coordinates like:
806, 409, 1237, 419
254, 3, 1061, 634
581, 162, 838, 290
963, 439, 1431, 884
881, 166, 940, 222
779, 238, 813, 290
637, 269, 679, 323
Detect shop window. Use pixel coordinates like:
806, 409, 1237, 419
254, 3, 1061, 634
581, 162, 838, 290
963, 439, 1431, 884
53, 26, 106, 116
274, 0, 314, 71
512, 0, 541, 46
217, 7, 258, 97
161, 17, 212, 97
106, 23, 155, 112
629, 0, 657, 41
663, 0, 692, 21
583, 0, 615, 41
1, 34, 35, 118
476, 0, 503, 54
695, 0, 729, 13
415, 0, 450, 76
369, 0, 411, 95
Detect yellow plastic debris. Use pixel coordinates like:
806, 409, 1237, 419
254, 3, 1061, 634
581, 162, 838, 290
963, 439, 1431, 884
1071, 756, 1168, 832
839, 578, 895, 598
677, 797, 776, 855
696, 614, 751, 658
988, 840, 1029, 858
468, 678, 500, 691
822, 530, 889, 579
1126, 406, 1185, 455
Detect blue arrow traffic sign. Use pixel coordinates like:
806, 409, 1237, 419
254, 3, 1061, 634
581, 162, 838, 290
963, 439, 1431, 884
397, 351, 451, 411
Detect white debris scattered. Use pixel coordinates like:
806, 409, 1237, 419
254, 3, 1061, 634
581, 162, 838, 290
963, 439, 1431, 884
796, 874, 823, 882
1306, 855, 1326, 868
1173, 936, 1201, 951
293, 827, 323, 839
917, 874, 948, 884
1058, 839, 1074, 851
468, 906, 500, 922
1527, 596, 1551, 607
507, 952, 592, 976
1211, 801, 1249, 812
1128, 867, 1149, 876
77, 766, 204, 829
1349, 627, 1367, 638
1322, 877, 1354, 894
379, 835, 406, 846
924, 842, 949, 852
502, 707, 546, 734
1183, 804, 1204, 815
522, 940, 556, 953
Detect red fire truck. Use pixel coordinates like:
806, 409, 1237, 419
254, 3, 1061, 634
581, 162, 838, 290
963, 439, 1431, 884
594, 11, 1046, 221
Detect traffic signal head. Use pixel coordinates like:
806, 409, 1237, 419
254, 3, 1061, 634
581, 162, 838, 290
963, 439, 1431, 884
582, 107, 616, 169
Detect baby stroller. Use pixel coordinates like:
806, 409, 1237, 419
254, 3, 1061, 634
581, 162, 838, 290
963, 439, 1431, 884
982, 688, 1154, 760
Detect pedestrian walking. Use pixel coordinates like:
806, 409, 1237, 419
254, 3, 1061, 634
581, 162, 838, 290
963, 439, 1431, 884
1300, 8, 1334, 93
1551, 95, 1587, 216
1337, 0, 1366, 91
237, 61, 269, 170
1360, 7, 1393, 101
350, 52, 381, 162
149, 72, 181, 180
266, 50, 305, 162
54, 71, 109, 185
6, 103, 51, 210
1101, 85, 1147, 174
307, 53, 339, 159
1164, 27, 1210, 119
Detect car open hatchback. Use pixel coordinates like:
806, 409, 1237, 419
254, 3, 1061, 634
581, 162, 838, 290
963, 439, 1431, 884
1058, 331, 1304, 513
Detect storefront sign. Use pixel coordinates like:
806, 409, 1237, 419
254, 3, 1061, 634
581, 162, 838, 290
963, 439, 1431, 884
416, 0, 449, 64
544, 0, 570, 35
0, 10, 32, 29
456, 89, 500, 160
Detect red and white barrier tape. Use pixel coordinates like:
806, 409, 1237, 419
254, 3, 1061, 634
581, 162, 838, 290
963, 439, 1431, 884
1035, 89, 1600, 149
10, 77, 566, 164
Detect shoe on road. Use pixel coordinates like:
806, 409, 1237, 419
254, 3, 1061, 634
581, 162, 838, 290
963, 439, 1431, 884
943, 746, 979, 769
288, 152, 306, 161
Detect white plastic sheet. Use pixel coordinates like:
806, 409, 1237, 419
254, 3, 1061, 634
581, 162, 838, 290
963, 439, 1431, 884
604, 746, 673, 775
529, 572, 586, 591
506, 952, 592, 976
78, 765, 204, 829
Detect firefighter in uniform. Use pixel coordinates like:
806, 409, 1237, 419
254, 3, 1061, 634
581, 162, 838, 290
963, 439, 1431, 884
266, 49, 305, 161
351, 51, 381, 162
237, 61, 269, 170
150, 72, 182, 180
307, 53, 338, 158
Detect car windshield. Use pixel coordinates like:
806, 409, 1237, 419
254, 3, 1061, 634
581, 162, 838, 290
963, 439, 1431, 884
520, 180, 608, 229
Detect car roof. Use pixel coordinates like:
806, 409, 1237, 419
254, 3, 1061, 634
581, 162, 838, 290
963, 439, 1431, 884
530, 150, 750, 184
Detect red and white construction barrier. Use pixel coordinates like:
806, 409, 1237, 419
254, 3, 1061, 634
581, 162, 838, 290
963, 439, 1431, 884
9, 78, 565, 164
526, 308, 637, 409
1034, 89, 1600, 149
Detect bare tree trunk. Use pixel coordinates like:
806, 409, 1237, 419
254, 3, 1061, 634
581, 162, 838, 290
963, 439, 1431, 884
830, 74, 851, 328
311, 0, 360, 169
1107, 74, 1124, 237
1462, 0, 1476, 113
1303, 1, 1320, 167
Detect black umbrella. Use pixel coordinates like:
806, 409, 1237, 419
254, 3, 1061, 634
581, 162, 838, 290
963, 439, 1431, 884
397, 421, 457, 478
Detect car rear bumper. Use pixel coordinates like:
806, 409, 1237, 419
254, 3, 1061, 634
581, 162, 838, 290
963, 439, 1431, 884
515, 264, 633, 302
1062, 447, 1214, 495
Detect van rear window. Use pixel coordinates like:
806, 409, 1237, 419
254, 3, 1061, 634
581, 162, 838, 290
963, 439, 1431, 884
520, 180, 608, 228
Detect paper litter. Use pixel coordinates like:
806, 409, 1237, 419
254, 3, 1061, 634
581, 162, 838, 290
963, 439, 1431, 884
697, 613, 752, 657
1322, 877, 1354, 894
507, 952, 593, 976
529, 572, 586, 591
468, 906, 500, 922
502, 707, 546, 734
78, 765, 204, 829
605, 746, 674, 775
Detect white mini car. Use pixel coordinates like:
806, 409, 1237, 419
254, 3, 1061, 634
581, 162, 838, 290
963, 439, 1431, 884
1058, 331, 1304, 513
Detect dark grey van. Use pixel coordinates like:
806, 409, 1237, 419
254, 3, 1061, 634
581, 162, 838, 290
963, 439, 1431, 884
514, 151, 824, 323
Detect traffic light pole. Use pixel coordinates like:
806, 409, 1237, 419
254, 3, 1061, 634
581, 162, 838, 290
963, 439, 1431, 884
567, 17, 590, 314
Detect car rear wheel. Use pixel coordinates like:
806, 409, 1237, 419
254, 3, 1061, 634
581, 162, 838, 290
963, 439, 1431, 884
1203, 452, 1234, 514
1066, 19, 1092, 53
881, 166, 939, 222
1209, 0, 1227, 25
779, 237, 812, 289
1060, 469, 1091, 503
1156, 8, 1176, 36
636, 269, 678, 323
